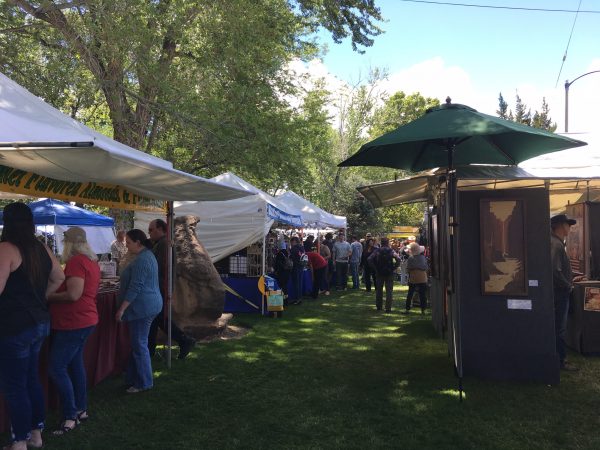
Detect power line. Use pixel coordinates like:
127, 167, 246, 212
555, 0, 583, 87
397, 0, 600, 13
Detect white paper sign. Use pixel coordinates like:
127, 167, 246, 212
528, 280, 539, 287
507, 299, 532, 310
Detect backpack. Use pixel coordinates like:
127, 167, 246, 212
281, 251, 294, 271
375, 247, 396, 276
283, 254, 294, 272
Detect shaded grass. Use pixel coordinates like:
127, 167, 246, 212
4, 285, 600, 449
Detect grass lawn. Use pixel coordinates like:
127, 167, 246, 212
4, 285, 600, 449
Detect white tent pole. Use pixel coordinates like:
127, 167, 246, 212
166, 201, 174, 369
262, 232, 266, 315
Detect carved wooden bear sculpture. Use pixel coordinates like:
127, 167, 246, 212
172, 215, 227, 336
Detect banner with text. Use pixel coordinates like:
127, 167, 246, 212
0, 164, 165, 212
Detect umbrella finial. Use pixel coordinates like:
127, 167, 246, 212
446, 96, 452, 105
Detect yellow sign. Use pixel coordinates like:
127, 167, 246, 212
392, 225, 418, 233
0, 164, 165, 212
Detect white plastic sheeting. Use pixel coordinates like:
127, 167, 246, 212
37, 224, 116, 255
0, 72, 250, 202
135, 173, 303, 263
275, 190, 346, 229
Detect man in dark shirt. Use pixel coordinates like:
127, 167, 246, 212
550, 214, 581, 371
148, 219, 196, 360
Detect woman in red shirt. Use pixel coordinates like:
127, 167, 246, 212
306, 251, 328, 299
47, 227, 101, 436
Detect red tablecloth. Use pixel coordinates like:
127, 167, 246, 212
0, 290, 130, 433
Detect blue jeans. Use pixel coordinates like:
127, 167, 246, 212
349, 262, 360, 288
290, 267, 304, 300
49, 326, 95, 420
406, 283, 428, 311
554, 288, 571, 365
126, 316, 156, 390
336, 262, 349, 289
0, 321, 50, 442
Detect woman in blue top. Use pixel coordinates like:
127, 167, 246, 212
115, 229, 162, 393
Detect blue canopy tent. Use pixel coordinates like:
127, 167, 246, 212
0, 199, 115, 254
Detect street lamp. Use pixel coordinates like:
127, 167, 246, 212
564, 70, 600, 132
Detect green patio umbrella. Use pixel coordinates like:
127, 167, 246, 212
340, 99, 587, 401
339, 101, 586, 171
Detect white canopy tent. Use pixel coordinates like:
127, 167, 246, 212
275, 190, 346, 229
0, 71, 252, 367
0, 72, 249, 202
135, 172, 303, 263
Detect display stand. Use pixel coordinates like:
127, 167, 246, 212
567, 281, 600, 353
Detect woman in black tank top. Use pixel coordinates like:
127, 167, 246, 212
0, 202, 64, 450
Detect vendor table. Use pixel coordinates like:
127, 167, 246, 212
0, 290, 130, 434
223, 270, 313, 314
567, 281, 600, 353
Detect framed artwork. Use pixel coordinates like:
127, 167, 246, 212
480, 199, 528, 296
566, 203, 585, 275
584, 287, 600, 312
431, 214, 439, 277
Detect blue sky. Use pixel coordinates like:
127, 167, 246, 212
309, 0, 600, 133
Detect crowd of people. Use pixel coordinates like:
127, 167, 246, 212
0, 203, 195, 450
273, 231, 429, 314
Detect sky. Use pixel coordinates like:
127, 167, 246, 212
293, 0, 600, 135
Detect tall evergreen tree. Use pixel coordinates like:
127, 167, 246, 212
497, 92, 508, 119
531, 97, 557, 132
514, 94, 532, 126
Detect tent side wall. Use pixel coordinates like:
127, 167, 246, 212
457, 187, 559, 384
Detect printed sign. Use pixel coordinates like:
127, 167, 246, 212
0, 164, 165, 211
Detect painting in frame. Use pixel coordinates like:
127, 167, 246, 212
584, 287, 600, 312
480, 199, 528, 296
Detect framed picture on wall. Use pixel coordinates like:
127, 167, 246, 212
584, 287, 600, 312
565, 203, 585, 275
431, 214, 439, 277
480, 199, 528, 296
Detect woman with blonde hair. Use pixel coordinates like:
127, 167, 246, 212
47, 227, 101, 436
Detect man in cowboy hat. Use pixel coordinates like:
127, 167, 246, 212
550, 213, 582, 371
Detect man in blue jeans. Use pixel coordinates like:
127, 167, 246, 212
349, 236, 363, 289
550, 214, 582, 372
333, 233, 352, 290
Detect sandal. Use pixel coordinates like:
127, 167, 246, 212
52, 419, 78, 436
76, 410, 89, 422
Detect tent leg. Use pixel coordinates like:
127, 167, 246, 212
262, 233, 267, 316
166, 202, 174, 369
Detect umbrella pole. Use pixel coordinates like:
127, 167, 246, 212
447, 143, 464, 402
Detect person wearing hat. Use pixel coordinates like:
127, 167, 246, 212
47, 226, 101, 435
550, 214, 582, 371
0, 202, 65, 450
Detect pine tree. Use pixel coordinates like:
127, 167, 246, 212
497, 93, 508, 119
514, 94, 531, 126
531, 97, 557, 132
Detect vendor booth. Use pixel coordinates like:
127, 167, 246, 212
359, 161, 600, 385
342, 101, 589, 390
135, 172, 306, 314
0, 71, 251, 434
275, 190, 346, 230
0, 198, 116, 254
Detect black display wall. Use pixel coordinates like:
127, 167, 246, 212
457, 188, 559, 384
